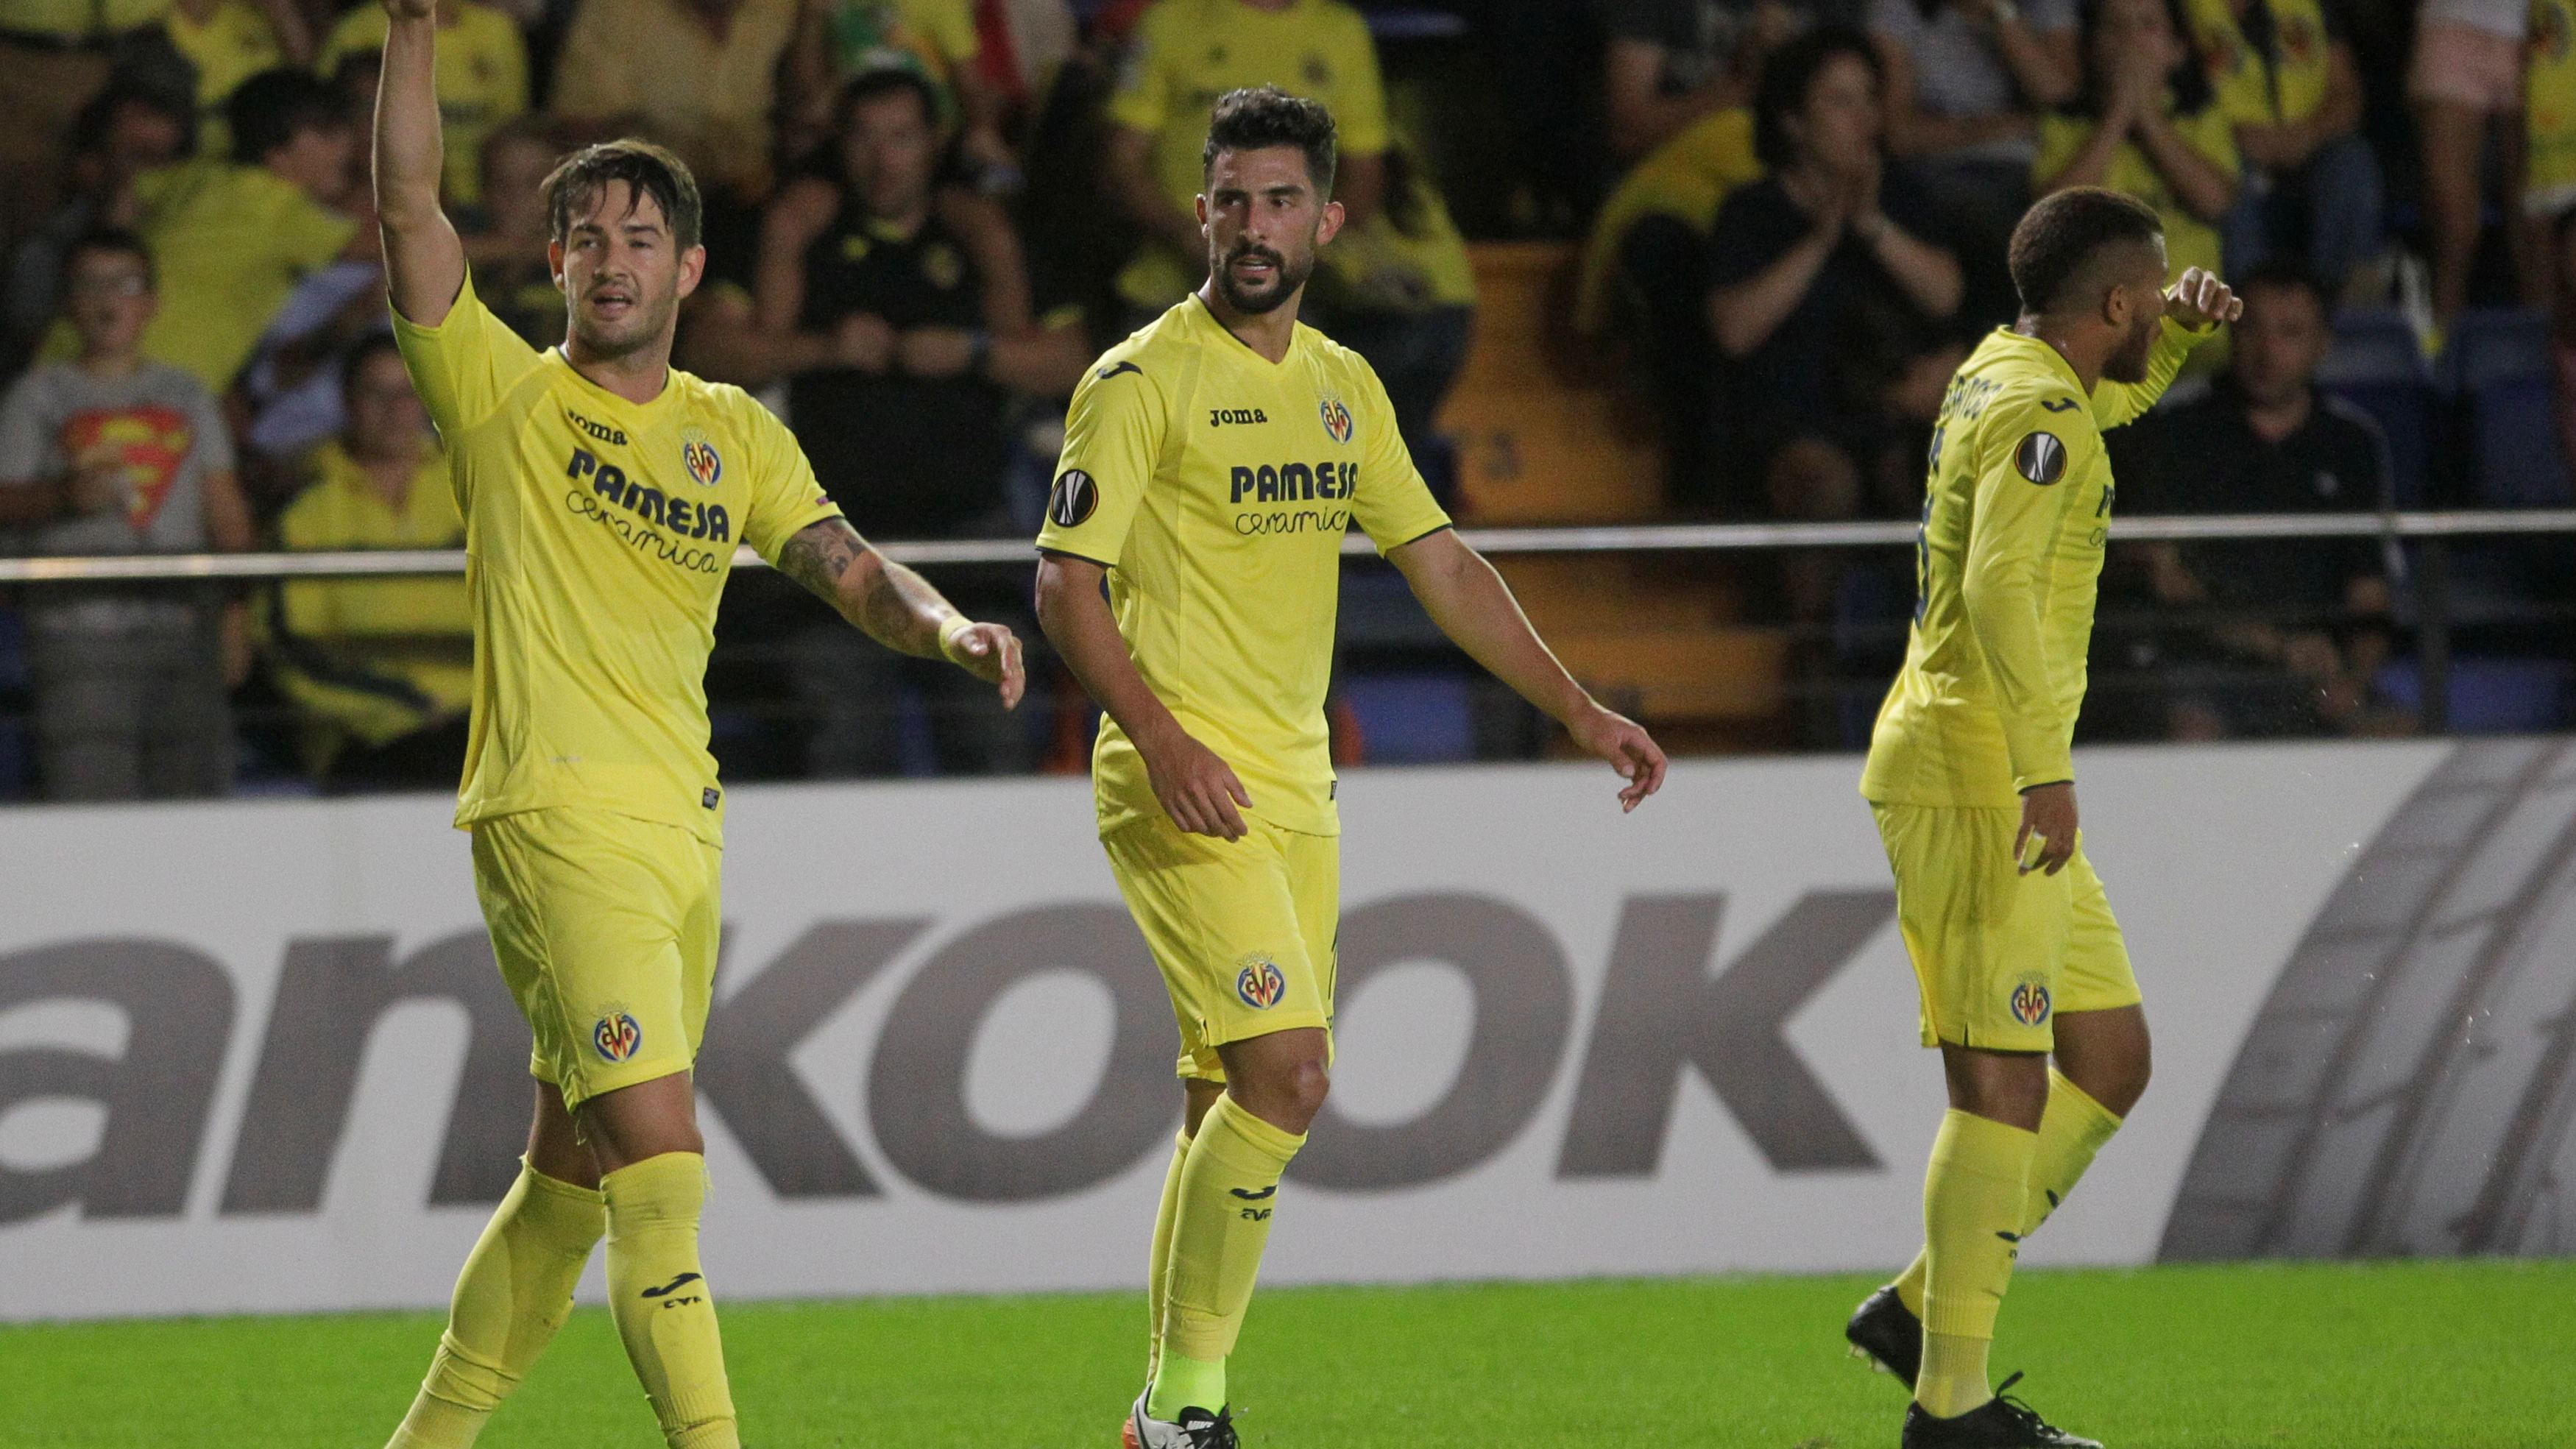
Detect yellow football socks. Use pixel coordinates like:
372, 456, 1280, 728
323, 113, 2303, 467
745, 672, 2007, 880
1145, 1128, 1193, 1381
1890, 1068, 2125, 1317
1147, 1094, 1303, 1420
2023, 1069, 2123, 1236
387, 1161, 604, 1449
603, 1152, 737, 1449
1916, 1110, 2037, 1419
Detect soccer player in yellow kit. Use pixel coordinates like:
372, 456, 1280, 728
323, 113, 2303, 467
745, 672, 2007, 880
367, 1, 1025, 1445
1033, 86, 1668, 1449
1847, 188, 2240, 1449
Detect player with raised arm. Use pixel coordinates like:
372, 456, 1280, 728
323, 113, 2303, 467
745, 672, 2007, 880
1844, 188, 2239, 1449
367, 1, 1024, 1445
1033, 86, 1669, 1449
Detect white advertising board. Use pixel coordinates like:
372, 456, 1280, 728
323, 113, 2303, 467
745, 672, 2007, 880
7, 737, 2566, 1322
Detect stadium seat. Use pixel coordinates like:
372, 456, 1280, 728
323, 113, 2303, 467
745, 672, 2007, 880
2318, 308, 2431, 507
1338, 673, 1477, 763
2439, 308, 2574, 508
2373, 657, 2572, 733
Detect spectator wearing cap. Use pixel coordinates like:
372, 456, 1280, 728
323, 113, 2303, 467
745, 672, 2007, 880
266, 334, 473, 790
2102, 263, 2405, 740
0, 229, 255, 800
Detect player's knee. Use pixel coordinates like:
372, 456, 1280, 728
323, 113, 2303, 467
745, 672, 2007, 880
1234, 1055, 1330, 1136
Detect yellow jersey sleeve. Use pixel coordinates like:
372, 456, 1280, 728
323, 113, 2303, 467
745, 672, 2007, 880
1320, 7, 1390, 156
1345, 364, 1450, 552
390, 273, 547, 458
1105, 7, 1174, 135
1037, 357, 1169, 567
735, 400, 846, 565
1960, 386, 2092, 792
2091, 315, 2210, 429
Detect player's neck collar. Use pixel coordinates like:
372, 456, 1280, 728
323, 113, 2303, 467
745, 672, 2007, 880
1191, 292, 1301, 366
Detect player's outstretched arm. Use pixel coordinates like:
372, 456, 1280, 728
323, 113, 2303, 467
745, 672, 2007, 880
1034, 551, 1253, 840
1387, 529, 1667, 811
776, 517, 1025, 704
374, 0, 465, 326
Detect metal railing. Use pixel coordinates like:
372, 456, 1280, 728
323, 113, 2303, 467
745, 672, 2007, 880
4, 509, 2571, 742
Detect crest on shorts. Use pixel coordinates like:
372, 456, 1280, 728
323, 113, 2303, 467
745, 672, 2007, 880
595, 1011, 643, 1062
1318, 395, 1354, 444
1236, 954, 1287, 1010
681, 429, 723, 489
2008, 977, 2053, 1028
2014, 431, 2067, 486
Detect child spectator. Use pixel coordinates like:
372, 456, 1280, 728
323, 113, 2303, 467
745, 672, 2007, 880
2035, 0, 2237, 293
1707, 27, 1962, 528
126, 68, 365, 394
268, 335, 473, 790
320, 0, 528, 205
2190, 0, 2381, 300
3, 82, 193, 379
0, 230, 255, 800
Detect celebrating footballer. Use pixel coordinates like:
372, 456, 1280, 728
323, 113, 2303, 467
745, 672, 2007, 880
1847, 188, 2240, 1449
364, 1, 1022, 1445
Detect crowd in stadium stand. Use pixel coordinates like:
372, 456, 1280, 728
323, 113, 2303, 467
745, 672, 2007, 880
0, 0, 2566, 799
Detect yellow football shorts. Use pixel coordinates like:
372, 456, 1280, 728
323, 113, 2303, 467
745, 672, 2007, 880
470, 807, 722, 1109
1872, 802, 2142, 1052
1103, 811, 1339, 1082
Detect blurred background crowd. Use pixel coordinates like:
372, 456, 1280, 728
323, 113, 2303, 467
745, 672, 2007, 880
0, 0, 2568, 801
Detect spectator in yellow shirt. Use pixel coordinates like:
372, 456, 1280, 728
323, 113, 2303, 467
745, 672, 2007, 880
320, 0, 528, 205
551, 0, 804, 207
125, 68, 366, 393
268, 334, 473, 790
2034, 0, 2238, 287
2188, 0, 2379, 298
1102, 0, 1391, 314
161, 0, 314, 159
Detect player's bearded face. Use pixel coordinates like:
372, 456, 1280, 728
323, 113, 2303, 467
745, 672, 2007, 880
2103, 261, 2168, 383
1200, 147, 1335, 316
554, 182, 700, 361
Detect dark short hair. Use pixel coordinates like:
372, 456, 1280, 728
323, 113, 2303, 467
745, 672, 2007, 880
339, 331, 406, 395
227, 68, 344, 165
1203, 85, 1337, 197
2234, 258, 2329, 315
1752, 26, 1883, 170
542, 139, 703, 254
2009, 186, 2165, 316
835, 65, 943, 132
63, 227, 155, 292
72, 79, 194, 163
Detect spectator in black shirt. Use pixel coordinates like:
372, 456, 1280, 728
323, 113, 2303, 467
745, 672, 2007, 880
1707, 26, 1963, 534
753, 66, 1081, 776
2103, 262, 2409, 739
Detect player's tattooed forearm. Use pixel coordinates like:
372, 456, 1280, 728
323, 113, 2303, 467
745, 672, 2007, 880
777, 518, 866, 605
857, 562, 933, 647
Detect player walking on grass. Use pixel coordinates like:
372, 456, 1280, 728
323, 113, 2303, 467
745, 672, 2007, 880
1847, 188, 2240, 1449
368, 1, 1025, 1444
1033, 86, 1669, 1449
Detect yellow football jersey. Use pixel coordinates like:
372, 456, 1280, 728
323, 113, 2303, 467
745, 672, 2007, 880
1863, 319, 2206, 808
1105, 0, 1392, 308
2186, 0, 2335, 130
393, 274, 843, 843
1037, 297, 1451, 837
2528, 0, 2576, 213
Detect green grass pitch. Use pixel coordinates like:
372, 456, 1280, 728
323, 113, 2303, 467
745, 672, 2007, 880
11, 1260, 2569, 1448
